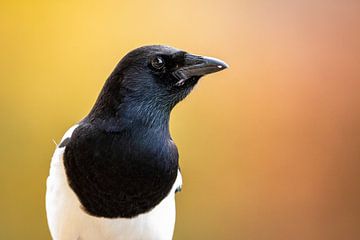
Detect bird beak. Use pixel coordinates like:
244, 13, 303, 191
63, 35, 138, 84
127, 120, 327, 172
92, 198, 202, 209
172, 53, 229, 86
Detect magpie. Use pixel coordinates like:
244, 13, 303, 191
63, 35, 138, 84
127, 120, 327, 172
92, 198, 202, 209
46, 45, 228, 240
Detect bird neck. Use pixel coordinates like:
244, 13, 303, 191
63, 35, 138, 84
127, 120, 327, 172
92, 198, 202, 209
117, 99, 172, 133
86, 86, 172, 134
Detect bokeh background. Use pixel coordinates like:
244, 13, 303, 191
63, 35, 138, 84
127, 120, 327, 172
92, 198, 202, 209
1, 0, 360, 239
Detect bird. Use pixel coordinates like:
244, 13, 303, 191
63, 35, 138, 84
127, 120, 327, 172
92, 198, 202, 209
46, 45, 228, 240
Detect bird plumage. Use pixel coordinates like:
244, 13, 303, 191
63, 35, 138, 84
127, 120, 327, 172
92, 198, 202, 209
46, 45, 227, 240
46, 125, 182, 240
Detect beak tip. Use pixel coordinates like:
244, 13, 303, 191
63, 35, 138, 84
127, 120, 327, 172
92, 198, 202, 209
203, 56, 229, 70
217, 62, 229, 69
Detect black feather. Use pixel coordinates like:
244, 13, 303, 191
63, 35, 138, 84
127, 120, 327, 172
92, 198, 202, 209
63, 46, 198, 218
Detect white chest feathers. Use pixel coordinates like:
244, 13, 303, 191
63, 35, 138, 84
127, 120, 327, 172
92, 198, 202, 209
46, 125, 182, 240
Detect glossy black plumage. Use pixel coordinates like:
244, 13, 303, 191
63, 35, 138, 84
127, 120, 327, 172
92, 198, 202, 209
62, 45, 228, 218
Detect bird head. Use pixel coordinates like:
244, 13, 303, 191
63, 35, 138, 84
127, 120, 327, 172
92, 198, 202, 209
88, 45, 228, 129
115, 45, 227, 107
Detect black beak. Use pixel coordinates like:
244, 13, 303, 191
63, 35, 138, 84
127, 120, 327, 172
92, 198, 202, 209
172, 53, 229, 86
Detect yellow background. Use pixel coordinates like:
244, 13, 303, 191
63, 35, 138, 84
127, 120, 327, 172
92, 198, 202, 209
1, 1, 360, 239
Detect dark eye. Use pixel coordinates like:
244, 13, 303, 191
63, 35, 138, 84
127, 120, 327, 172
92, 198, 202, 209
151, 56, 165, 70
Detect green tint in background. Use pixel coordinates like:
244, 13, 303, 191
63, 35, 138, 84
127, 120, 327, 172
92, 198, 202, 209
1, 1, 360, 239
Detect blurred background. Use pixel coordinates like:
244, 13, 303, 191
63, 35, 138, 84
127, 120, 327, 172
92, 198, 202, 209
1, 0, 360, 239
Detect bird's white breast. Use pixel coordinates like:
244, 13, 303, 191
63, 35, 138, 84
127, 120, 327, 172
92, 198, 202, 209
46, 125, 182, 240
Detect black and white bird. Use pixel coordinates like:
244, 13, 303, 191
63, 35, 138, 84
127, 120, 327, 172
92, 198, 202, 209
46, 45, 228, 240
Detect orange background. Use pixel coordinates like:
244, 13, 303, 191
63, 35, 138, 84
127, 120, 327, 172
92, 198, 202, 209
1, 1, 360, 239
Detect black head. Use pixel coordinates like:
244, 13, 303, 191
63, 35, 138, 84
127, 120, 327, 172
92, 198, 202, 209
87, 45, 228, 129
114, 45, 227, 106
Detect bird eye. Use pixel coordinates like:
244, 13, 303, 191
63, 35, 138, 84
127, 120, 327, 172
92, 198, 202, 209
151, 56, 165, 70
